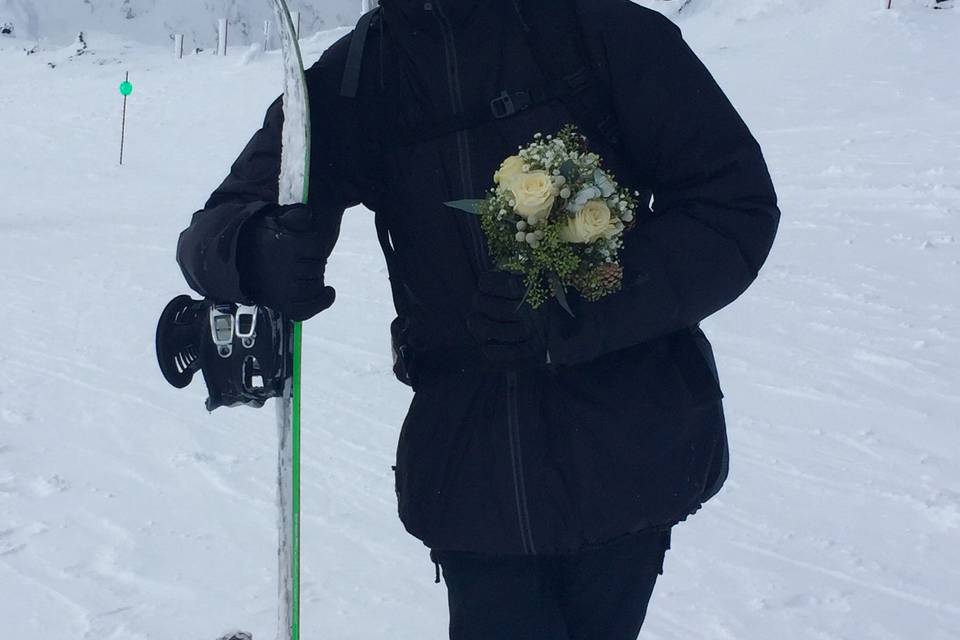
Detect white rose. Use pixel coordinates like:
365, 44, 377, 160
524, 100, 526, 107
494, 155, 525, 187
558, 200, 618, 244
510, 170, 556, 225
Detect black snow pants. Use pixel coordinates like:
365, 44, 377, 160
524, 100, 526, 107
431, 527, 672, 640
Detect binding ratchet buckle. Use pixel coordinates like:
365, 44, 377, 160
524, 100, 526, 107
156, 296, 290, 411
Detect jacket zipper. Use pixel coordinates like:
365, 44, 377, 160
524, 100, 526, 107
430, 1, 536, 555
430, 0, 489, 270
506, 372, 537, 553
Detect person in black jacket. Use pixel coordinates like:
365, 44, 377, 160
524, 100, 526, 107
177, 0, 780, 637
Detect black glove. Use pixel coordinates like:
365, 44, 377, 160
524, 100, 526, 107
467, 271, 546, 365
237, 204, 339, 321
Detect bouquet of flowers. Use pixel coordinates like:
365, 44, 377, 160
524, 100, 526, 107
446, 125, 641, 312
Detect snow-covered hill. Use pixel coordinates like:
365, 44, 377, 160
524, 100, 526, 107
0, 0, 361, 46
1, 2, 958, 639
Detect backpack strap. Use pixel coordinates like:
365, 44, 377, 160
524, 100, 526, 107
374, 209, 410, 319
385, 87, 552, 149
347, 1, 625, 156
509, 0, 625, 153
339, 7, 410, 320
340, 7, 381, 99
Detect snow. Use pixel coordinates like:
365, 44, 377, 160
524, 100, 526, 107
0, 0, 360, 47
1, 2, 959, 639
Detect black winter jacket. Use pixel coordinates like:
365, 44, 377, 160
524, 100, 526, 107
177, 0, 780, 555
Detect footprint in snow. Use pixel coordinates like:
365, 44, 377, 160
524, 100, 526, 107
171, 451, 241, 467
31, 474, 71, 496
1, 408, 30, 424
922, 492, 960, 531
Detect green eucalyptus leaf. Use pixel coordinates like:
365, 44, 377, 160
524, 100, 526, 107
549, 274, 576, 318
558, 159, 579, 183
444, 199, 485, 215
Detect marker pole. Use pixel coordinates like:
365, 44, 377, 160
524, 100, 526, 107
218, 18, 228, 56
119, 73, 134, 166
120, 72, 128, 165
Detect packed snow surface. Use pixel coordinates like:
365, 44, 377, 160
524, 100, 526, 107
1, 2, 959, 639
0, 0, 360, 46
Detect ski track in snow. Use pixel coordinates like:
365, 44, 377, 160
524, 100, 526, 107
1, 4, 959, 639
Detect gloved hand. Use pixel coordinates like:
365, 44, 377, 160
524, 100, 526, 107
237, 204, 338, 321
467, 271, 546, 365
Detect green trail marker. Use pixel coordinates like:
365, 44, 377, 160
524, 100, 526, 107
119, 72, 133, 165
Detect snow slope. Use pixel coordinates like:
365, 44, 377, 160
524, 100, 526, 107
1, 2, 959, 639
0, 0, 360, 46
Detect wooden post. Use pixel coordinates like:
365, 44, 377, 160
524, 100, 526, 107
263, 19, 272, 51
174, 33, 184, 59
217, 18, 228, 56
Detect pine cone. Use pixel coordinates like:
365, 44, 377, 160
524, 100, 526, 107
595, 263, 623, 292
572, 263, 623, 302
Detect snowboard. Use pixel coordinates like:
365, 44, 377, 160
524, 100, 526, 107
154, 2, 310, 639
270, 1, 311, 640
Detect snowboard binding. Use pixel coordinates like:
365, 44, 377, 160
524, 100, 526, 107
155, 295, 290, 411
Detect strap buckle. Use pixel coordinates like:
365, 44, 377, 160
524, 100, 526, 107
490, 90, 531, 119
563, 68, 591, 91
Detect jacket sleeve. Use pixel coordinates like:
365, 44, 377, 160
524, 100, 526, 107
546, 6, 781, 364
176, 44, 365, 302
